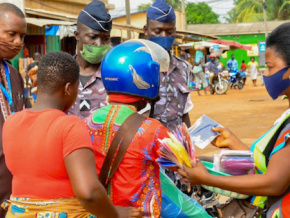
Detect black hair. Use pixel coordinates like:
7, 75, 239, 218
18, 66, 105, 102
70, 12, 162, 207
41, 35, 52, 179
0, 3, 25, 18
37, 52, 79, 94
266, 22, 290, 65
242, 60, 245, 63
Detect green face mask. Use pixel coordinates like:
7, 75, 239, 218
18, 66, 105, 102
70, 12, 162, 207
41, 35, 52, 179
80, 44, 111, 64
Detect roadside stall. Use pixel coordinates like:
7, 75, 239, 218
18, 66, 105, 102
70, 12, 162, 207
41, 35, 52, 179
179, 41, 230, 64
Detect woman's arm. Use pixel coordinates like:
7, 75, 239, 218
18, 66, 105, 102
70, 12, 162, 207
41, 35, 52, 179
179, 142, 290, 196
212, 127, 249, 150
65, 148, 119, 217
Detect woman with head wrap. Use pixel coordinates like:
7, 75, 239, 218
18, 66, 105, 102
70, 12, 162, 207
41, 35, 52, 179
178, 22, 290, 217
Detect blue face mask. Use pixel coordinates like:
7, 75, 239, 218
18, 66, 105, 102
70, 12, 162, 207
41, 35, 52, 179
149, 36, 175, 51
263, 66, 290, 100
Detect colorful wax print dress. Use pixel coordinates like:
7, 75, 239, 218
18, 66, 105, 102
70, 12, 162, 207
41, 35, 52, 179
85, 105, 168, 217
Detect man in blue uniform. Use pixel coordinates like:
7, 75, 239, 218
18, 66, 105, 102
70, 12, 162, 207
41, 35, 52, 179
68, 1, 112, 119
144, 0, 193, 132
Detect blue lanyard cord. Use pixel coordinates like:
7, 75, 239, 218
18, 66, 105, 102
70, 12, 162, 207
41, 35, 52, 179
1, 60, 14, 113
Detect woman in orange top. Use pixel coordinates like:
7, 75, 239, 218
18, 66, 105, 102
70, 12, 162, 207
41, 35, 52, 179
2, 52, 141, 218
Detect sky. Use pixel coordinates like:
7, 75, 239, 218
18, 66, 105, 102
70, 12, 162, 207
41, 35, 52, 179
108, 0, 235, 22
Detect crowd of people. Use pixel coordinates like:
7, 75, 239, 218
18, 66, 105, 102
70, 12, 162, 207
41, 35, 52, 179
179, 22, 290, 217
0, 0, 289, 217
189, 49, 265, 94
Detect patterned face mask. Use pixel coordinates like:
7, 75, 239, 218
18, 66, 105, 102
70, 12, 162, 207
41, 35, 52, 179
0, 40, 23, 60
80, 44, 111, 64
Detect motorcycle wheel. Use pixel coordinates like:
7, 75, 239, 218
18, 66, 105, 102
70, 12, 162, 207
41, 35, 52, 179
215, 79, 228, 95
238, 82, 244, 90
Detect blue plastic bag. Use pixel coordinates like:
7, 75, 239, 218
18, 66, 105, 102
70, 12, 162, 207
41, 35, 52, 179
160, 169, 212, 218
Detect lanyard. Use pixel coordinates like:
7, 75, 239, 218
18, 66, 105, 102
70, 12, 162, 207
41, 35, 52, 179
1, 60, 14, 113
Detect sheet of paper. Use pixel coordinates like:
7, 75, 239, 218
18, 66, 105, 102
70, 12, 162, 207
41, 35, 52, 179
188, 115, 222, 149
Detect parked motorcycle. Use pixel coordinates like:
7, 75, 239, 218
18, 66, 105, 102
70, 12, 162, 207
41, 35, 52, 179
228, 69, 246, 90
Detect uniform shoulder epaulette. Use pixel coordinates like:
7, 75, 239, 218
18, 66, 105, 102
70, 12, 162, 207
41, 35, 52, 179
173, 55, 190, 66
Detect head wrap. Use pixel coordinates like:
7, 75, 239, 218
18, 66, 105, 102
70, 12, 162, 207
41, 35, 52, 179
78, 0, 112, 32
108, 94, 143, 103
147, 0, 176, 23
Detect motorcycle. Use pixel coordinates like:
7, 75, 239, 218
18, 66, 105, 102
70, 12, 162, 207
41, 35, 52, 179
228, 69, 246, 90
208, 71, 229, 95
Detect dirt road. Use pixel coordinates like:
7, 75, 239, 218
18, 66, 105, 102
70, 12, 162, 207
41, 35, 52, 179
188, 76, 289, 156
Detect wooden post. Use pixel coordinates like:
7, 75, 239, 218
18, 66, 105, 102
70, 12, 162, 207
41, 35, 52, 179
181, 0, 187, 30
262, 0, 268, 38
125, 0, 131, 39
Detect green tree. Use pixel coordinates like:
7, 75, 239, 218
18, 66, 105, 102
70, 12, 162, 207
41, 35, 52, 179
225, 0, 290, 23
138, 0, 181, 11
267, 0, 290, 20
166, 0, 181, 10
224, 0, 243, 23
186, 2, 220, 24
138, 3, 151, 11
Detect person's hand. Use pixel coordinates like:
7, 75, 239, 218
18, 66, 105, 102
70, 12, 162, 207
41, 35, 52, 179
115, 206, 142, 218
177, 160, 209, 186
211, 127, 235, 148
28, 65, 38, 93
212, 127, 249, 150
28, 65, 38, 84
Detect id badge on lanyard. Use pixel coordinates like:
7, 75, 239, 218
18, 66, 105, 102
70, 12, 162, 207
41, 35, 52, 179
1, 60, 14, 113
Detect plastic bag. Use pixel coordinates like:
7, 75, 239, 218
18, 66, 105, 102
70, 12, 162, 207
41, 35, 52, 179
214, 150, 255, 175
160, 169, 212, 218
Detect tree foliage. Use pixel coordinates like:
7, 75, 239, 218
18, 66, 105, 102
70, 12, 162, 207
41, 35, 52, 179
138, 3, 151, 11
138, 0, 181, 11
138, 1, 220, 24
186, 2, 220, 24
225, 0, 290, 23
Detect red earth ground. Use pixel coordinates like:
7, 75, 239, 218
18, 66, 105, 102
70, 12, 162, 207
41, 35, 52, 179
188, 76, 289, 156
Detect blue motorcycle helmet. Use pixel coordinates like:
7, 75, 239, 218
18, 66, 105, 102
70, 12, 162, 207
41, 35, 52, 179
101, 39, 169, 100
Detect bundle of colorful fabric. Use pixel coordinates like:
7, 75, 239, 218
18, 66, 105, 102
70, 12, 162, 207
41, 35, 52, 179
157, 123, 197, 168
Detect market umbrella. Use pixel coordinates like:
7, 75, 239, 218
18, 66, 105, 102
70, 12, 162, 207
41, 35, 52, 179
209, 40, 252, 51
179, 41, 229, 50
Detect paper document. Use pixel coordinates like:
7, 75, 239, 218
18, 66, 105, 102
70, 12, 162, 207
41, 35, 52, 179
188, 115, 222, 149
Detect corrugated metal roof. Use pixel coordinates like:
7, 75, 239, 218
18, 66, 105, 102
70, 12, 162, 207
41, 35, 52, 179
26, 18, 75, 27
25, 8, 77, 21
187, 20, 290, 35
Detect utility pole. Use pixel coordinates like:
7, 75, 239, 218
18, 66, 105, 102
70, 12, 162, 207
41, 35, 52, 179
181, 0, 187, 30
125, 0, 131, 39
262, 0, 268, 38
